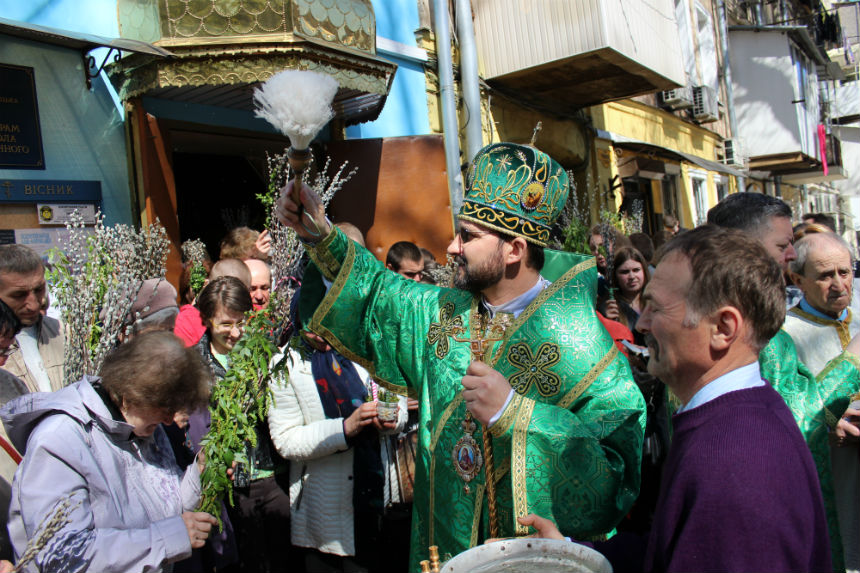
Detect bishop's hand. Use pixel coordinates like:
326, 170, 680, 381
462, 360, 513, 426
275, 180, 331, 242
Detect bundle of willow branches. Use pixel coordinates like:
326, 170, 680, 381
258, 151, 356, 327
181, 239, 209, 299
48, 211, 169, 383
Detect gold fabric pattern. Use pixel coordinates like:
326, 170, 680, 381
427, 303, 466, 359
309, 237, 415, 398
470, 483, 486, 547
459, 201, 550, 245
490, 392, 524, 438
313, 228, 345, 281
507, 342, 562, 397
512, 397, 536, 536
558, 345, 619, 410
498, 257, 595, 347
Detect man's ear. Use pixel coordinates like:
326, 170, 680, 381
710, 306, 744, 352
505, 237, 528, 265
385, 263, 395, 271
788, 271, 803, 288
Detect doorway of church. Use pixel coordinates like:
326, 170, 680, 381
173, 152, 268, 261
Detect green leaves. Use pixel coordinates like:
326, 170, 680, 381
196, 307, 283, 527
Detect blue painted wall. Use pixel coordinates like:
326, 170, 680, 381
0, 33, 132, 226
347, 0, 431, 139
0, 0, 119, 35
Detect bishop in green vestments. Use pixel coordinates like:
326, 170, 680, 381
279, 143, 646, 571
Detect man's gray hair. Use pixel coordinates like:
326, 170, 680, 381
0, 245, 44, 277
790, 232, 854, 276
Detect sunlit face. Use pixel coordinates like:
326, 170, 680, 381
616, 259, 645, 298
637, 252, 711, 391
589, 234, 606, 274
793, 241, 853, 319
244, 259, 272, 311
395, 258, 425, 281
756, 216, 796, 273
121, 403, 175, 437
446, 222, 506, 294
207, 305, 246, 355
0, 269, 46, 326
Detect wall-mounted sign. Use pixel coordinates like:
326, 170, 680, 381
0, 63, 45, 170
13, 227, 91, 258
0, 179, 101, 203
38, 203, 96, 225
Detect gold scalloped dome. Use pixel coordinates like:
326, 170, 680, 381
118, 0, 376, 54
110, 0, 396, 126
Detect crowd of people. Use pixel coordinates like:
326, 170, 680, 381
0, 140, 859, 573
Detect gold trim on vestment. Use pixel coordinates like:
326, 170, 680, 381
309, 237, 417, 399
557, 345, 619, 410
494, 457, 510, 484
512, 397, 536, 536
492, 258, 596, 359
845, 350, 860, 368
490, 392, 524, 438
817, 351, 859, 427
431, 396, 465, 454
470, 483, 486, 547
789, 307, 854, 350
429, 394, 465, 546
308, 226, 341, 281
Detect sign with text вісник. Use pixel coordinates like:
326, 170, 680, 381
0, 179, 101, 203
0, 63, 45, 169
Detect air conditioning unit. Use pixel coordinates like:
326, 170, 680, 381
721, 139, 745, 168
659, 86, 693, 110
692, 86, 719, 122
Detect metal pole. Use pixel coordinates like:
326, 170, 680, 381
433, 0, 464, 224
456, 0, 483, 163
717, 0, 746, 193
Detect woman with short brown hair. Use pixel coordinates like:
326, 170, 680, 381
2, 331, 215, 572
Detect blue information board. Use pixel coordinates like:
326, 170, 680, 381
0, 63, 46, 170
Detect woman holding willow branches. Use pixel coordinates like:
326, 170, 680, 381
1, 331, 215, 573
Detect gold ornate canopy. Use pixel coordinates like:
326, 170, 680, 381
108, 0, 396, 125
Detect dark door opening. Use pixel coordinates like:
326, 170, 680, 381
173, 152, 268, 260
620, 177, 655, 236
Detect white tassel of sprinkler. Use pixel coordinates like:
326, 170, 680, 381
253, 70, 339, 236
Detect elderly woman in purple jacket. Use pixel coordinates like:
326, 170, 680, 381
1, 331, 215, 573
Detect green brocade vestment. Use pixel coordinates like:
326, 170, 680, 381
758, 329, 860, 572
302, 229, 645, 571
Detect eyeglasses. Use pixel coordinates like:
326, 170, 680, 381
213, 320, 246, 331
457, 226, 497, 244
0, 347, 14, 359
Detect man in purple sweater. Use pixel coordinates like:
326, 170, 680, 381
635, 225, 831, 572
523, 225, 831, 571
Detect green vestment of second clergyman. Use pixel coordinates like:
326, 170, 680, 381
758, 329, 860, 572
